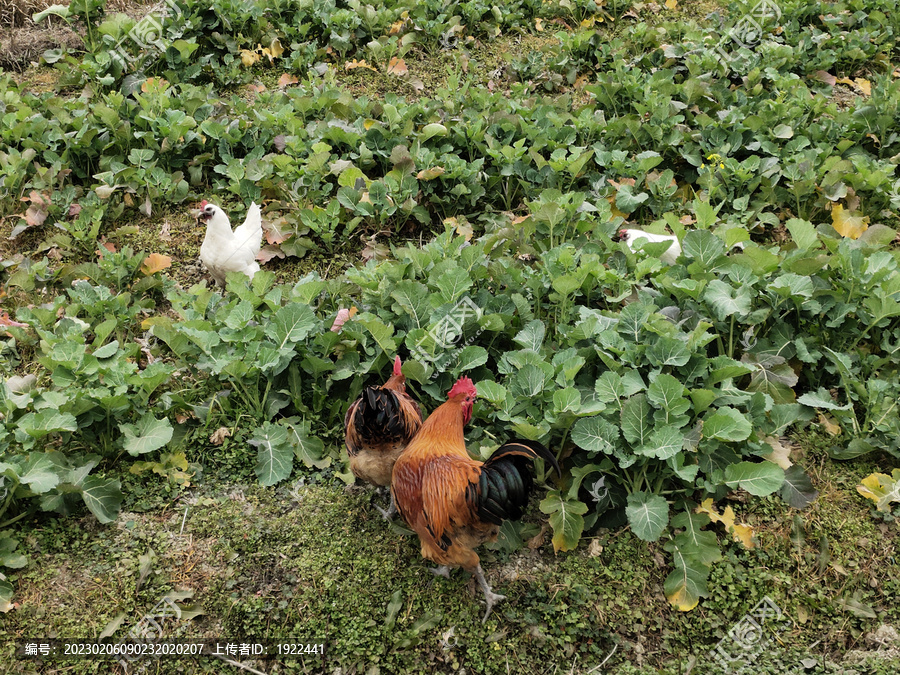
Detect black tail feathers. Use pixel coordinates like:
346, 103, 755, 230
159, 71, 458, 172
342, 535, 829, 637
475, 440, 559, 525
354, 386, 405, 445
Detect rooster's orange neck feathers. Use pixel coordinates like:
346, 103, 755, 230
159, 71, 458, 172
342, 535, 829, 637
403, 395, 469, 459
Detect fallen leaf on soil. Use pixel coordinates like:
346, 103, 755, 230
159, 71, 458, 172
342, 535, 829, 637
140, 253, 172, 275
696, 498, 756, 549
387, 57, 408, 76
210, 427, 231, 445
346, 59, 377, 72
817, 412, 842, 436
812, 70, 837, 86
278, 73, 299, 88
762, 436, 793, 469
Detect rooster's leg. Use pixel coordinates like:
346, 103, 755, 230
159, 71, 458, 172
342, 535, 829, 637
474, 565, 506, 623
429, 565, 451, 579
373, 488, 397, 520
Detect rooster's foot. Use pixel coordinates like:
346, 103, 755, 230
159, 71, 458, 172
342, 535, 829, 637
474, 565, 506, 623
371, 489, 397, 520
429, 565, 451, 579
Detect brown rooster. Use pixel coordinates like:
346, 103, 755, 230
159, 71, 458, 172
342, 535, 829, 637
391, 376, 559, 622
345, 356, 423, 518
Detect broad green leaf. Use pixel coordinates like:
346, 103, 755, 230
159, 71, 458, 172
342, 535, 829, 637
456, 345, 488, 371
671, 511, 721, 565
647, 336, 691, 367
285, 420, 330, 470
514, 320, 546, 352
571, 415, 619, 454
625, 491, 669, 542
648, 374, 691, 416
595, 371, 624, 402
390, 281, 430, 329
682, 229, 725, 266
742, 353, 798, 404
249, 422, 293, 487
703, 407, 752, 442
224, 301, 254, 329
703, 280, 752, 321
436, 268, 473, 304
357, 316, 397, 354
663, 548, 709, 611
511, 364, 549, 398
477, 381, 507, 406
621, 393, 652, 445
539, 491, 588, 552
420, 123, 448, 142
265, 304, 317, 348
780, 465, 818, 509
93, 340, 120, 359
552, 387, 581, 414
120, 415, 173, 456
17, 410, 77, 439
784, 218, 819, 250
19, 454, 61, 493
636, 426, 683, 460
81, 476, 123, 524
797, 389, 852, 411
724, 461, 785, 496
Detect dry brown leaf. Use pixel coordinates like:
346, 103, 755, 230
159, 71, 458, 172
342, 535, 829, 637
345, 59, 377, 72
278, 73, 299, 88
264, 38, 284, 61
240, 49, 261, 67
762, 436, 793, 470
854, 77, 872, 96
535, 17, 544, 31
527, 522, 550, 549
257, 246, 285, 264
140, 253, 172, 275
587, 538, 604, 557
813, 70, 837, 86
159, 221, 171, 241
696, 498, 756, 549
263, 217, 292, 245
247, 83, 266, 94
0, 311, 28, 330
387, 57, 408, 76
209, 427, 231, 445
416, 166, 445, 180
665, 0, 678, 8
831, 203, 869, 239
817, 412, 842, 436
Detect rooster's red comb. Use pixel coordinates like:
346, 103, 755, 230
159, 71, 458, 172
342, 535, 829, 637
393, 356, 402, 376
200, 200, 209, 208
448, 376, 477, 399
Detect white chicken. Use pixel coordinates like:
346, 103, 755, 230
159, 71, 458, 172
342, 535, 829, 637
618, 228, 682, 266
197, 201, 263, 286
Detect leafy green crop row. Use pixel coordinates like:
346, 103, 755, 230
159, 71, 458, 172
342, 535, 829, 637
4, 201, 899, 608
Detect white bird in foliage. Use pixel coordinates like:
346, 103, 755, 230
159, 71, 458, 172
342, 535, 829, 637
197, 201, 263, 286
617, 228, 682, 266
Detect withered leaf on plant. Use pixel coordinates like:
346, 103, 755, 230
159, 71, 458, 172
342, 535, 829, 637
140, 253, 173, 275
